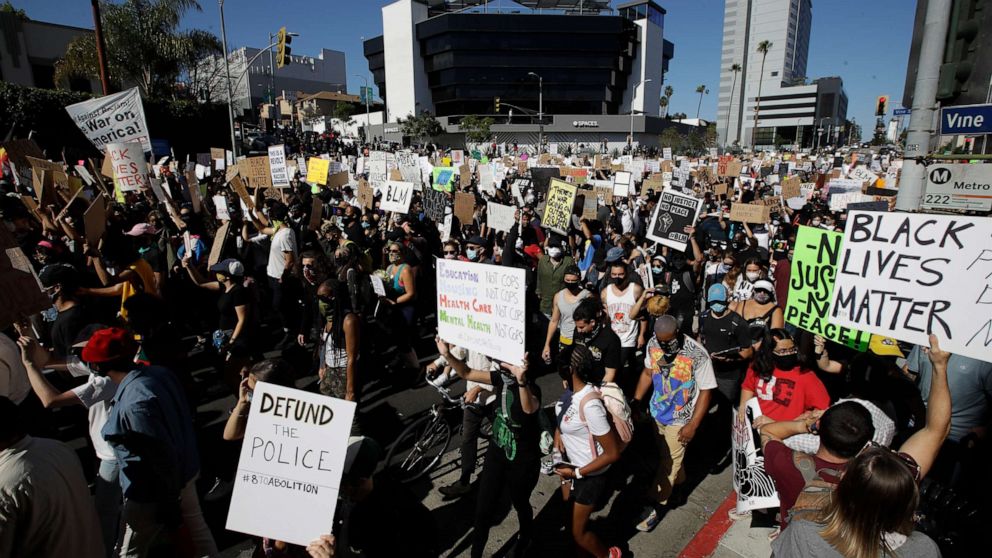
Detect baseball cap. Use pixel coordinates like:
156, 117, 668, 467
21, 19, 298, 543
81, 327, 138, 364
208, 258, 245, 277
753, 279, 775, 294
39, 263, 78, 289
125, 223, 160, 236
707, 283, 728, 303
605, 247, 625, 263
466, 235, 491, 250
869, 335, 904, 358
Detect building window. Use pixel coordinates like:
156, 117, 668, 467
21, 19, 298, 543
771, 71, 779, 77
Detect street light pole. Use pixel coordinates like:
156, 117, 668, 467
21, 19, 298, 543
218, 0, 238, 157
528, 72, 543, 153
630, 78, 652, 149
354, 74, 371, 143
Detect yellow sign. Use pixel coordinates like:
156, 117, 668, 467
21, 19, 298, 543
306, 157, 330, 185
543, 178, 577, 233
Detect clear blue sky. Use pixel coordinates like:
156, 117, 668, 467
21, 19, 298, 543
15, 0, 915, 132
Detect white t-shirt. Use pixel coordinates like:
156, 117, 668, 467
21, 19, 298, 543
266, 226, 297, 279
0, 333, 30, 405
71, 374, 117, 461
556, 385, 612, 472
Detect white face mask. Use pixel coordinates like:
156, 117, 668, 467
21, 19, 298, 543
547, 247, 562, 259
745, 271, 761, 282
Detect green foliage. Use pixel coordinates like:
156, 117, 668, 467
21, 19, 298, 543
399, 111, 444, 144
0, 1, 28, 20
54, 0, 221, 100
333, 102, 359, 121
459, 115, 495, 146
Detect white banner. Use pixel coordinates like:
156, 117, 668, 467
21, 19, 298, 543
65, 87, 152, 154
380, 180, 413, 214
226, 382, 355, 546
106, 142, 148, 192
486, 201, 516, 233
268, 145, 291, 187
612, 170, 633, 198
436, 259, 526, 365
829, 211, 992, 363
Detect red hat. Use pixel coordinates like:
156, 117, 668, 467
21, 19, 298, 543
81, 327, 137, 364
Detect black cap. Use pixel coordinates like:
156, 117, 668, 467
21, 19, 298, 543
39, 264, 78, 290
466, 235, 490, 249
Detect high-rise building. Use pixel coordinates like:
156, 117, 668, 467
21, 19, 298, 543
717, 0, 847, 148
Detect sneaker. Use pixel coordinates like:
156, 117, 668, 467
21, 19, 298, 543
728, 508, 751, 521
438, 480, 471, 498
635, 505, 661, 532
608, 547, 623, 558
203, 477, 233, 503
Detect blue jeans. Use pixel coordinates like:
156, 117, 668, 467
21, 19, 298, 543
96, 459, 122, 557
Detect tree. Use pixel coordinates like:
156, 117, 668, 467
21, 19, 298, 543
399, 111, 443, 145
0, 1, 28, 20
659, 95, 669, 118
663, 85, 674, 117
54, 0, 221, 99
670, 112, 688, 121
459, 114, 495, 147
333, 102, 358, 121
660, 127, 683, 154
751, 40, 773, 148
694, 84, 709, 119
725, 63, 742, 145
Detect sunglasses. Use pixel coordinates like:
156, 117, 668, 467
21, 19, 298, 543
860, 441, 922, 482
443, 250, 457, 255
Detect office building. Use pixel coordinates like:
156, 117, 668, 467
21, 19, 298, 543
362, 0, 688, 150
0, 12, 100, 92
716, 0, 847, 148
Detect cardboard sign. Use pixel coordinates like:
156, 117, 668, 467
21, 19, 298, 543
226, 382, 356, 546
729, 203, 770, 224
713, 183, 729, 197
785, 226, 870, 351
208, 222, 230, 266
267, 145, 291, 187
432, 167, 456, 193
380, 180, 414, 214
1, 139, 44, 169
326, 171, 349, 189
422, 188, 448, 223
308, 198, 323, 231
543, 179, 577, 233
83, 196, 106, 247
829, 212, 992, 363
486, 202, 516, 233
242, 156, 272, 189
356, 180, 374, 210
612, 171, 633, 198
106, 142, 148, 192
646, 189, 703, 253
306, 158, 330, 185
0, 227, 52, 330
64, 87, 152, 153
230, 176, 255, 213
454, 192, 476, 224
782, 176, 802, 199
459, 164, 472, 187
436, 259, 526, 365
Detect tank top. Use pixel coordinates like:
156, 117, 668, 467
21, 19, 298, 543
605, 285, 639, 348
556, 289, 591, 344
744, 300, 777, 341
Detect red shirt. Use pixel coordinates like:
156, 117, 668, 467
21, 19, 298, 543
742, 365, 830, 422
764, 440, 845, 528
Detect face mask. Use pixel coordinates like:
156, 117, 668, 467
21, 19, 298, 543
651, 266, 663, 274
317, 300, 331, 319
565, 282, 582, 294
515, 238, 525, 250
611, 275, 627, 287
660, 335, 682, 360
774, 352, 799, 370
754, 291, 771, 304
811, 219, 822, 227
710, 302, 727, 314
361, 222, 371, 229
745, 271, 761, 282
216, 273, 227, 283
718, 263, 731, 274
466, 248, 478, 261
547, 247, 562, 259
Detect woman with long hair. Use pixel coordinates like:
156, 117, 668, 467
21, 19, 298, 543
316, 278, 362, 407
740, 328, 830, 422
772, 447, 940, 557
731, 278, 784, 346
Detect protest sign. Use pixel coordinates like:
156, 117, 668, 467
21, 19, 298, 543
380, 180, 413, 214
356, 180, 374, 210
612, 171, 633, 197
226, 382, 355, 546
106, 142, 148, 192
824, 178, 862, 201
663, 147, 673, 160
829, 192, 874, 211
436, 259, 526, 365
422, 188, 448, 222
432, 167, 456, 193
829, 212, 992, 363
296, 157, 307, 177
845, 200, 889, 212
64, 87, 152, 154
208, 222, 230, 267
530, 167, 561, 195
326, 171, 349, 189
368, 155, 388, 193
717, 155, 732, 177
308, 199, 323, 231
849, 165, 878, 186
451, 150, 464, 166
729, 203, 770, 224
267, 145, 290, 187
229, 176, 255, 214
306, 158, 329, 185
785, 226, 870, 351
242, 156, 272, 189
733, 399, 780, 513
543, 179, 577, 233
486, 202, 516, 233
0, 227, 52, 331
782, 176, 802, 199
370, 275, 387, 297
646, 190, 702, 253
454, 192, 476, 224
212, 195, 230, 221
83, 196, 106, 247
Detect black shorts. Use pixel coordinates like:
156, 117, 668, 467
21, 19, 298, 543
569, 471, 610, 506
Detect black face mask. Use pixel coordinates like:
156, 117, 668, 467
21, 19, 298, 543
660, 335, 682, 361
774, 354, 799, 370
565, 282, 582, 294
611, 276, 628, 288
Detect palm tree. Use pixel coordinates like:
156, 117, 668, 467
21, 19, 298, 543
664, 85, 674, 114
751, 40, 773, 148
694, 85, 709, 119
725, 63, 742, 145
659, 96, 669, 118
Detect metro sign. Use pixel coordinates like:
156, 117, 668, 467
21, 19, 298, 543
939, 104, 992, 135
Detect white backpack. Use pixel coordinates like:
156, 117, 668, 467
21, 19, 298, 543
577, 382, 634, 455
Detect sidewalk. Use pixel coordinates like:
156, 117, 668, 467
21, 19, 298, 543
677, 492, 774, 558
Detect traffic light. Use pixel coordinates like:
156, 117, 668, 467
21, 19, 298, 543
276, 27, 292, 68
875, 95, 889, 116
936, 0, 984, 101
494, 97, 501, 113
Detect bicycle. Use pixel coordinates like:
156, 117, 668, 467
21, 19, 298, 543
383, 380, 491, 484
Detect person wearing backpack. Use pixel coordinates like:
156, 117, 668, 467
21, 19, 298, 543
553, 345, 624, 558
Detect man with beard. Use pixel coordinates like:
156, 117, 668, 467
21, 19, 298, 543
601, 262, 645, 393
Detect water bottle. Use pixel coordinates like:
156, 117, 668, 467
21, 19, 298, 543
212, 330, 226, 351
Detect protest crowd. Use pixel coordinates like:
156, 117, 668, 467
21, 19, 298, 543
1, 108, 990, 558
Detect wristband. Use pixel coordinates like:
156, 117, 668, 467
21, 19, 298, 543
574, 467, 583, 479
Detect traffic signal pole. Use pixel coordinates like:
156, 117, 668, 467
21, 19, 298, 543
897, 0, 953, 212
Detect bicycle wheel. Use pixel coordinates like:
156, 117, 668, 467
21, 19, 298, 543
383, 415, 452, 483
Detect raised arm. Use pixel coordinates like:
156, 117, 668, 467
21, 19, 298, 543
898, 335, 952, 479
435, 338, 494, 384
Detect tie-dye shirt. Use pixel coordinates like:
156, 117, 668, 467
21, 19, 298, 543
642, 336, 717, 426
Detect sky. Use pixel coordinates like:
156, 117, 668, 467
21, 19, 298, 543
14, 0, 916, 132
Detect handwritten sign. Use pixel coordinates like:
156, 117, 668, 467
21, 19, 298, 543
380, 180, 413, 214
729, 203, 770, 224
612, 171, 633, 198
785, 227, 869, 351
487, 202, 516, 233
543, 179, 577, 233
432, 167, 456, 193
226, 382, 356, 546
436, 259, 526, 365
646, 190, 702, 253
106, 142, 147, 192
306, 158, 329, 185
829, 212, 992, 363
242, 156, 272, 188
267, 145, 290, 187
422, 188, 448, 222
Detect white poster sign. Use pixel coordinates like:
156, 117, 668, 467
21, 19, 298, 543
486, 201, 516, 233
212, 195, 230, 221
663, 147, 673, 161
268, 145, 291, 187
645, 189, 703, 252
436, 259, 526, 365
65, 87, 152, 154
226, 382, 356, 546
732, 399, 780, 512
612, 170, 633, 198
106, 142, 148, 192
380, 180, 413, 214
922, 163, 992, 212
829, 211, 992, 363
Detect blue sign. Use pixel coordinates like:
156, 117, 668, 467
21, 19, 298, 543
893, 108, 912, 116
939, 104, 992, 135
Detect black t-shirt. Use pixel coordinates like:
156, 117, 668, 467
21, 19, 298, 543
660, 269, 697, 314
576, 326, 622, 374
699, 310, 751, 376
217, 284, 250, 331
50, 304, 90, 359
489, 369, 542, 462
